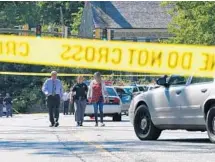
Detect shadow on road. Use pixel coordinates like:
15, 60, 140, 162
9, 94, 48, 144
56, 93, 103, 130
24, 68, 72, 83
0, 140, 95, 157
0, 137, 214, 157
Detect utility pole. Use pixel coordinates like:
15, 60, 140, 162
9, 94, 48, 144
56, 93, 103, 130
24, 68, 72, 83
60, 6, 64, 38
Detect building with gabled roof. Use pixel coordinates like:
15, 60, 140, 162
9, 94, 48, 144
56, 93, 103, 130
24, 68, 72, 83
79, 1, 172, 42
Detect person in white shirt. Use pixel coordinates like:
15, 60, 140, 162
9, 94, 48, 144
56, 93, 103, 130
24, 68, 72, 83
42, 71, 63, 127
62, 90, 70, 115
69, 89, 75, 115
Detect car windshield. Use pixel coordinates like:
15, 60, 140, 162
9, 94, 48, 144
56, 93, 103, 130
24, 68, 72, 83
115, 88, 126, 94
138, 86, 148, 92
107, 87, 117, 96
124, 88, 133, 94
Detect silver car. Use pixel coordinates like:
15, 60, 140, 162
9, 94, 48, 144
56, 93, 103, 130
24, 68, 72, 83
129, 75, 215, 143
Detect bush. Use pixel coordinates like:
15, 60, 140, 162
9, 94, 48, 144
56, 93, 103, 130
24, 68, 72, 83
12, 86, 45, 113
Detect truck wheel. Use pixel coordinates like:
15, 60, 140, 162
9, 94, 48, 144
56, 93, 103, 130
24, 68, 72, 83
113, 113, 122, 121
134, 105, 161, 140
206, 106, 215, 143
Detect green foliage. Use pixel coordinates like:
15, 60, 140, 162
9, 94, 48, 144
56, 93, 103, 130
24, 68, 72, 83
0, 1, 85, 113
12, 87, 44, 113
0, 1, 84, 28
0, 1, 155, 113
165, 1, 215, 45
71, 7, 83, 35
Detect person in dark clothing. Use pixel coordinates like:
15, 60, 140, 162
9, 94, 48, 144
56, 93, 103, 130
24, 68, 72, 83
3, 93, 12, 117
71, 76, 88, 126
0, 94, 3, 117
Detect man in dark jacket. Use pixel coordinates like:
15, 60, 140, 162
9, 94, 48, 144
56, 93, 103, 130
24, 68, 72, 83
3, 93, 12, 118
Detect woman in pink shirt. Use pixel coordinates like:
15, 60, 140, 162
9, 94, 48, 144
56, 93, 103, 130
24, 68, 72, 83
88, 72, 108, 127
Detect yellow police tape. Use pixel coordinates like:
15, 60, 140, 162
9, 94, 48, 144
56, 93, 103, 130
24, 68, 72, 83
0, 71, 162, 77
0, 35, 215, 77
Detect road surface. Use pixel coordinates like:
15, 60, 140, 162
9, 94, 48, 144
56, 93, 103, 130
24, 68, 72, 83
0, 114, 214, 162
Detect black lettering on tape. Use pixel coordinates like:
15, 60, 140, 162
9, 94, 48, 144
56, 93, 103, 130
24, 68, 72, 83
6, 41, 16, 55
181, 52, 192, 70
19, 42, 29, 56
210, 55, 215, 71
72, 45, 82, 61
151, 51, 162, 67
112, 48, 122, 64
203, 53, 215, 71
98, 47, 109, 63
61, 45, 71, 60
168, 51, 178, 69
85, 46, 95, 62
138, 49, 148, 66
200, 53, 209, 71
128, 49, 136, 65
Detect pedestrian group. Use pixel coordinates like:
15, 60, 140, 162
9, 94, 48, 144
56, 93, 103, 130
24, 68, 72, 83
42, 71, 108, 127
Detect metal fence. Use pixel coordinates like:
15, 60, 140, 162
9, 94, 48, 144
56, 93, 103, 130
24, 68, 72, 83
0, 28, 81, 38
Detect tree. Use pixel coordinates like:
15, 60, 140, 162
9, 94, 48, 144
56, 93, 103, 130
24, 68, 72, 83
0, 1, 85, 113
71, 7, 83, 35
165, 1, 215, 45
0, 1, 84, 28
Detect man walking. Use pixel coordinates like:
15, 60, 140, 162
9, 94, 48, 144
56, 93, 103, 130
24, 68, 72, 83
0, 94, 3, 117
42, 71, 63, 127
3, 93, 12, 118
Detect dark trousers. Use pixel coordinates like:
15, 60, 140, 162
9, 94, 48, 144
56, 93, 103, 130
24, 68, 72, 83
69, 99, 75, 115
63, 100, 69, 115
6, 104, 12, 117
47, 95, 60, 125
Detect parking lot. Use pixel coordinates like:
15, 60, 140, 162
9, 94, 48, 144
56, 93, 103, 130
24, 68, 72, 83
0, 114, 215, 162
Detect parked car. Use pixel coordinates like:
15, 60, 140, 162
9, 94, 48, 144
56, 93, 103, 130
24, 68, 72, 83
114, 86, 133, 115
85, 86, 122, 121
83, 80, 91, 86
136, 85, 149, 92
146, 84, 160, 91
129, 74, 215, 143
123, 86, 141, 96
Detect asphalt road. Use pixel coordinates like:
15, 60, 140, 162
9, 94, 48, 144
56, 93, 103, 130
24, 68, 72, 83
0, 114, 215, 162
